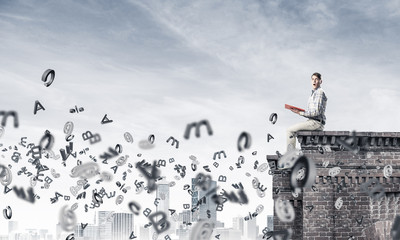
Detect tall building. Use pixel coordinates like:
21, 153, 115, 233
232, 217, 244, 236
176, 225, 190, 240
46, 233, 54, 240
191, 178, 217, 223
39, 229, 48, 239
179, 210, 192, 224
74, 211, 134, 240
98, 211, 113, 240
75, 223, 84, 238
156, 183, 170, 215
56, 223, 62, 240
8, 221, 18, 234
244, 218, 257, 240
112, 213, 134, 240
267, 215, 273, 231
140, 226, 150, 240
75, 223, 99, 240
156, 182, 176, 234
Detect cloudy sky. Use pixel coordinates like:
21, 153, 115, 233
0, 0, 399, 237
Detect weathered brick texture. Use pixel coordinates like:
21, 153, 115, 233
269, 131, 400, 240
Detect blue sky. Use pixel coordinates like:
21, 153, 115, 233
0, 0, 399, 237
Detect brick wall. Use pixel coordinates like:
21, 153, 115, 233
269, 131, 400, 240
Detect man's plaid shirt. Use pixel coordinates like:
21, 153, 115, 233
299, 87, 327, 123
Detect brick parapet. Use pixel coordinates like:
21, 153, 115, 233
269, 131, 400, 240
296, 131, 400, 152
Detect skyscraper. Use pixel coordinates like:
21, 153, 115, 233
179, 210, 192, 224
232, 217, 244, 236
8, 221, 18, 234
191, 178, 217, 223
98, 211, 113, 240
39, 229, 48, 239
244, 218, 257, 240
56, 223, 62, 240
267, 215, 274, 231
140, 226, 150, 240
156, 182, 176, 234
112, 213, 134, 240
75, 223, 99, 240
156, 183, 170, 215
176, 225, 190, 240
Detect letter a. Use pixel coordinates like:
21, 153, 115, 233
34, 100, 45, 115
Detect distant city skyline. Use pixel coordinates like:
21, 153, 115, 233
3, 212, 271, 240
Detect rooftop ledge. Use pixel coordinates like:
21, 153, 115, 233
296, 131, 400, 151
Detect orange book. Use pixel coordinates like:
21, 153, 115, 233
285, 104, 305, 112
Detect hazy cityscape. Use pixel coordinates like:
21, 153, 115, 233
2, 181, 273, 240
2, 213, 273, 240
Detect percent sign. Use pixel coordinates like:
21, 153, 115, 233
79, 148, 89, 155
70, 105, 84, 113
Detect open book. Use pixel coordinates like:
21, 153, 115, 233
285, 104, 305, 112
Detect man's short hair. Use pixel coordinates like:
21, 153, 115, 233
312, 72, 322, 80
